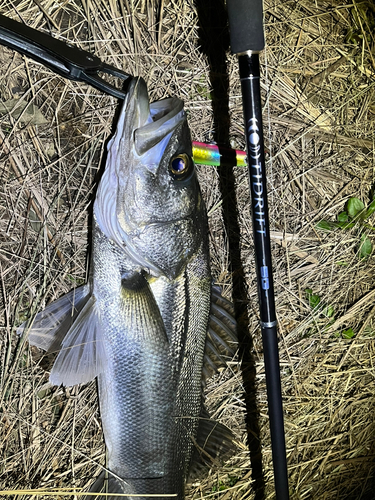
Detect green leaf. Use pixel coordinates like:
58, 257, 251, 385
228, 477, 239, 487
342, 328, 355, 339
347, 197, 365, 218
310, 295, 320, 308
337, 211, 348, 222
323, 305, 335, 318
305, 289, 320, 309
359, 234, 372, 259
316, 220, 335, 231
336, 221, 355, 229
66, 274, 85, 285
316, 219, 354, 231
363, 325, 375, 337
363, 199, 375, 219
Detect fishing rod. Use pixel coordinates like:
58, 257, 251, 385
226, 0, 290, 498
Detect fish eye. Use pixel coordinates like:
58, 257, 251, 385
169, 153, 193, 180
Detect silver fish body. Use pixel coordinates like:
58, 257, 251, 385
19, 77, 235, 499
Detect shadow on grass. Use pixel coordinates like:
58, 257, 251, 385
194, 1, 265, 498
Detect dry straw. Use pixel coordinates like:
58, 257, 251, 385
0, 0, 374, 499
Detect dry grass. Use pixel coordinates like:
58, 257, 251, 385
0, 0, 375, 499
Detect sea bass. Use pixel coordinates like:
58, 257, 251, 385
18, 77, 236, 499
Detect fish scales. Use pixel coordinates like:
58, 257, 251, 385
93, 224, 176, 490
18, 77, 235, 499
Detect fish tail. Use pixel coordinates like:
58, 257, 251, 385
86, 470, 134, 500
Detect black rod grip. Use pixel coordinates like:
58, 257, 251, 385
227, 0, 265, 54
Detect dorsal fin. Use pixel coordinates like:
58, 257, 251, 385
202, 285, 237, 385
188, 406, 236, 482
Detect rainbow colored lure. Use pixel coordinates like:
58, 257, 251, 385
192, 141, 247, 167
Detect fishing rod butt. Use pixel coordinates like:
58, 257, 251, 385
227, 0, 265, 54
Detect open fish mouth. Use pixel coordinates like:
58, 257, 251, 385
111, 77, 185, 159
135, 94, 185, 156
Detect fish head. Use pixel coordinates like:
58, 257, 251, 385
95, 77, 207, 279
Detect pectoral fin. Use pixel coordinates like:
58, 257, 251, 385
49, 296, 106, 387
17, 285, 90, 352
18, 285, 107, 387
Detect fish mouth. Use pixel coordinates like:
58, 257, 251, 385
113, 77, 185, 158
135, 88, 185, 156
